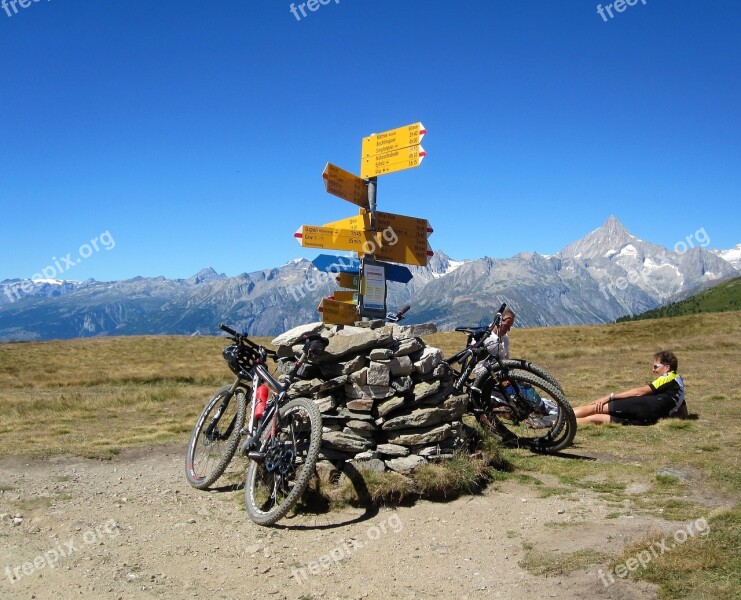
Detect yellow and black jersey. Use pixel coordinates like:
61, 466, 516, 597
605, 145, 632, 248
649, 371, 685, 408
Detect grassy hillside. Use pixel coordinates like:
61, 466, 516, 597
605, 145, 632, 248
2, 315, 738, 597
617, 276, 741, 321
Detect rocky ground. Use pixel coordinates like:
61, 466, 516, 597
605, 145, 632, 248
0, 443, 704, 600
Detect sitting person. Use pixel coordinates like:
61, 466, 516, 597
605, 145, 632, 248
574, 350, 687, 425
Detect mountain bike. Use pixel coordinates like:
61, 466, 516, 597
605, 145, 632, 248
185, 324, 327, 525
445, 304, 577, 453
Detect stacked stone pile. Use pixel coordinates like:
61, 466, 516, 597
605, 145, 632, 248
271, 321, 469, 474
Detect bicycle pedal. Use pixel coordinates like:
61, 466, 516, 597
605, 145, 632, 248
247, 451, 266, 462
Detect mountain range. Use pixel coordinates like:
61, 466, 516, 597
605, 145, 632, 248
1, 216, 738, 341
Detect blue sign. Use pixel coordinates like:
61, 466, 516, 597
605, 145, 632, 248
311, 254, 413, 284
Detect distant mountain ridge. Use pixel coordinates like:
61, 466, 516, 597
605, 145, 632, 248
616, 276, 740, 322
0, 216, 738, 341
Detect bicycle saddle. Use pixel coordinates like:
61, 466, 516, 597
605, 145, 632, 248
455, 326, 489, 336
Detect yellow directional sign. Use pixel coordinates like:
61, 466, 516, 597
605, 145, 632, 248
318, 297, 358, 326
360, 234, 432, 267
367, 209, 433, 239
331, 290, 358, 304
361, 145, 426, 179
323, 212, 370, 232
294, 225, 370, 252
361, 122, 426, 158
336, 272, 359, 289
322, 163, 369, 208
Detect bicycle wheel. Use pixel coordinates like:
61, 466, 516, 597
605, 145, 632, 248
474, 369, 576, 453
185, 385, 247, 489
498, 359, 564, 395
244, 398, 322, 526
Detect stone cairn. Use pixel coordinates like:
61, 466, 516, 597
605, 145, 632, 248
271, 321, 469, 475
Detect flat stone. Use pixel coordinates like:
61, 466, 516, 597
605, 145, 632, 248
346, 419, 377, 431
385, 454, 426, 473
376, 395, 406, 418
414, 346, 443, 375
388, 355, 414, 376
418, 445, 455, 458
314, 395, 337, 413
412, 380, 441, 402
350, 367, 368, 385
344, 383, 395, 400
346, 398, 374, 412
369, 348, 394, 360
322, 431, 373, 453
347, 458, 386, 473
287, 378, 323, 398
322, 329, 393, 360
393, 337, 424, 357
385, 422, 457, 446
337, 408, 375, 422
343, 426, 375, 440
342, 354, 367, 374
319, 354, 366, 378
354, 451, 379, 460
416, 383, 458, 407
392, 323, 438, 339
381, 394, 466, 431
376, 443, 410, 457
367, 362, 391, 386
313, 375, 349, 394
272, 322, 326, 348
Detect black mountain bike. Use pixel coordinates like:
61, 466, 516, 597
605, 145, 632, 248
445, 304, 577, 453
185, 324, 327, 525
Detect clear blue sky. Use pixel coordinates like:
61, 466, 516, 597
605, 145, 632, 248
1, 0, 739, 282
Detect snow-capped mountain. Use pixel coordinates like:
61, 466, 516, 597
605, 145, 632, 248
711, 244, 741, 270
0, 217, 737, 341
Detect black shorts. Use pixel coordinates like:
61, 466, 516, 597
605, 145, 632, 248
605, 395, 675, 425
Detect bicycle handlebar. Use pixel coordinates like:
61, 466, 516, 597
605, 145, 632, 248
218, 323, 277, 358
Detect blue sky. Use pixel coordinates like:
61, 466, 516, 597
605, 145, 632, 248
1, 0, 739, 282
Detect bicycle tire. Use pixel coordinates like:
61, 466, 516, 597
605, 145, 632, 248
474, 369, 576, 453
185, 385, 247, 489
498, 359, 564, 395
244, 398, 322, 526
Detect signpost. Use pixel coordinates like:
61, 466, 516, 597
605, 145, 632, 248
322, 163, 369, 208
360, 122, 426, 179
295, 121, 430, 323
312, 255, 413, 284
335, 271, 359, 289
359, 260, 386, 320
317, 297, 358, 326
331, 290, 358, 304
294, 225, 370, 252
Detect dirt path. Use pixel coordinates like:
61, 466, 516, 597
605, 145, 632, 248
1, 445, 688, 599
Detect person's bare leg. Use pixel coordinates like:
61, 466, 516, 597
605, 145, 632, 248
576, 413, 612, 425
574, 401, 601, 418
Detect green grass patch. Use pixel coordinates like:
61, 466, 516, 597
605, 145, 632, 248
616, 506, 740, 599
519, 547, 610, 576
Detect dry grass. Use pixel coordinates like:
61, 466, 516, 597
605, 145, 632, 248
0, 335, 274, 458
1, 314, 738, 596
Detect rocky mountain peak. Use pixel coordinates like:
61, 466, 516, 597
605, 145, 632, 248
559, 215, 637, 260
188, 267, 226, 285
